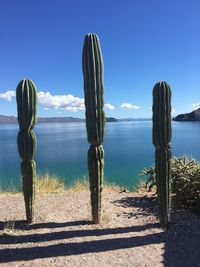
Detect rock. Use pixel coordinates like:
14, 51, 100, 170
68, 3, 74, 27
119, 188, 127, 193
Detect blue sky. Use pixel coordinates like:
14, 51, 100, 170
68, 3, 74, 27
0, 0, 200, 118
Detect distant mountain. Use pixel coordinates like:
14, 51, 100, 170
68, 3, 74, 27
0, 115, 17, 124
106, 117, 118, 122
119, 118, 151, 121
38, 116, 118, 123
0, 115, 118, 124
173, 108, 200, 121
38, 117, 84, 123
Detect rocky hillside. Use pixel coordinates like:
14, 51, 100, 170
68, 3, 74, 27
0, 115, 17, 123
173, 108, 200, 121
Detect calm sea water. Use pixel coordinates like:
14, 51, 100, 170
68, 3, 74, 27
1, 121, 200, 191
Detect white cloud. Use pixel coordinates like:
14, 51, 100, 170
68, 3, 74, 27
104, 103, 115, 110
38, 91, 85, 112
192, 103, 200, 110
0, 90, 15, 101
172, 108, 176, 114
120, 103, 140, 110
0, 90, 85, 112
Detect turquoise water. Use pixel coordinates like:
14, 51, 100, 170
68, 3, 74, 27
1, 121, 200, 191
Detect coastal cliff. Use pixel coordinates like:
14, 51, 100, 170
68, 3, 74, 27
173, 108, 200, 121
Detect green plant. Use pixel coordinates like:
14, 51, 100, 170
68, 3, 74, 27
152, 81, 172, 228
140, 156, 200, 213
16, 79, 37, 223
82, 33, 105, 223
140, 166, 156, 192
2, 220, 15, 236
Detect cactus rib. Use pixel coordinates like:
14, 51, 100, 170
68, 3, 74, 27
82, 33, 105, 223
152, 81, 172, 229
16, 78, 37, 223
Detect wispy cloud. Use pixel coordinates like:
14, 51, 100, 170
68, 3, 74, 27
104, 103, 115, 110
120, 103, 140, 110
192, 103, 200, 110
0, 90, 16, 101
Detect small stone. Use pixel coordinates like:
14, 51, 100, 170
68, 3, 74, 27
120, 189, 127, 193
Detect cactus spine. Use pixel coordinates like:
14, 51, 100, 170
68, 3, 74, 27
16, 79, 37, 223
152, 81, 171, 228
82, 33, 105, 223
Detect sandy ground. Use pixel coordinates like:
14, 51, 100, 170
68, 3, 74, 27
0, 190, 200, 267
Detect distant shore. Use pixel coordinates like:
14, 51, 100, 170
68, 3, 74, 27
0, 115, 154, 124
0, 115, 119, 124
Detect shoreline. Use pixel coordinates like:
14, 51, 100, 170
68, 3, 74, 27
0, 175, 147, 195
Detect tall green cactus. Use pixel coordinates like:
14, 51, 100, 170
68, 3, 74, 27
82, 33, 105, 223
16, 79, 37, 223
152, 81, 172, 228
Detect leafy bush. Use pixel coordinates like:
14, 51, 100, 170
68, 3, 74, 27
140, 156, 200, 211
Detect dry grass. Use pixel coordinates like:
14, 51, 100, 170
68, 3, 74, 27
36, 173, 65, 194
1, 174, 128, 194
134, 181, 156, 193
68, 178, 122, 192
103, 182, 122, 192
68, 178, 89, 191
134, 181, 147, 192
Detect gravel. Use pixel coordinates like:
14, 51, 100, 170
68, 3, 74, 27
0, 191, 200, 267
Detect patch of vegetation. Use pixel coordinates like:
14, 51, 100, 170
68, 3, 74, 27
1, 221, 16, 236
68, 177, 122, 192
68, 177, 89, 191
30, 174, 123, 194
36, 173, 65, 194
0, 174, 123, 194
0, 182, 21, 193
140, 156, 200, 213
134, 181, 150, 193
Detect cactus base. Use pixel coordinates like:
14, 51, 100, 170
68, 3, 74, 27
155, 147, 171, 228
21, 160, 36, 223
88, 145, 104, 223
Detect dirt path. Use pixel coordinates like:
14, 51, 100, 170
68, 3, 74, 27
0, 191, 200, 266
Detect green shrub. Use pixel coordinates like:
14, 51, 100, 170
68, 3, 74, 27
140, 156, 200, 212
